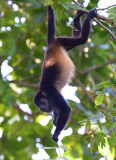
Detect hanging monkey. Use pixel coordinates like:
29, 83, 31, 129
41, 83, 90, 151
34, 5, 97, 143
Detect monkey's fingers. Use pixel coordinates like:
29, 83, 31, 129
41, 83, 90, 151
88, 8, 97, 19
76, 10, 85, 17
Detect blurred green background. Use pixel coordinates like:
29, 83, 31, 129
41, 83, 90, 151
0, 0, 116, 159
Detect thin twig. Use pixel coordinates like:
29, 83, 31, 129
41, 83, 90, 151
72, 0, 111, 22
74, 77, 95, 103
72, 0, 81, 7
77, 59, 116, 76
12, 102, 40, 118
74, 78, 107, 110
94, 18, 116, 40
97, 4, 116, 11
10, 80, 39, 88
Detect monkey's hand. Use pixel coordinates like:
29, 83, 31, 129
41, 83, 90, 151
52, 134, 58, 143
74, 10, 85, 23
76, 10, 85, 17
52, 130, 60, 143
88, 8, 97, 19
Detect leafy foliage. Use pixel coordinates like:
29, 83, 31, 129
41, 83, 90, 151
0, 0, 116, 160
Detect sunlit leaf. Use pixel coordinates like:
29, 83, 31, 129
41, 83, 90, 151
35, 115, 47, 124
107, 99, 115, 109
112, 84, 116, 92
86, 121, 91, 130
63, 3, 81, 10
45, 0, 51, 6
111, 110, 116, 116
93, 83, 103, 90
97, 121, 102, 131
114, 72, 116, 80
96, 91, 105, 95
110, 40, 116, 51
101, 81, 111, 88
95, 95, 104, 106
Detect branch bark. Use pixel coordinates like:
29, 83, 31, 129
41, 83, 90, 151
94, 18, 116, 40
97, 4, 116, 11
74, 77, 95, 103
12, 102, 40, 118
77, 59, 116, 76
10, 80, 39, 88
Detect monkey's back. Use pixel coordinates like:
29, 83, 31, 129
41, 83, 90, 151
42, 41, 75, 91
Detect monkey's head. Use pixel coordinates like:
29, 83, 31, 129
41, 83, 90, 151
34, 90, 52, 113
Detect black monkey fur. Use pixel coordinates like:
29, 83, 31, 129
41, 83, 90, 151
34, 5, 97, 143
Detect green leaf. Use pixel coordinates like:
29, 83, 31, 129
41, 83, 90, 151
61, 3, 81, 10
107, 99, 115, 109
112, 84, 116, 92
111, 132, 116, 144
98, 132, 106, 137
56, 6, 64, 20
52, 0, 59, 9
45, 0, 51, 6
101, 81, 111, 88
108, 13, 116, 19
107, 7, 116, 14
107, 137, 114, 148
90, 138, 98, 153
97, 121, 102, 131
105, 115, 111, 122
114, 17, 116, 26
110, 40, 116, 51
96, 91, 105, 95
93, 83, 103, 90
95, 95, 104, 106
111, 110, 116, 116
62, 0, 72, 2
86, 121, 91, 130
104, 123, 110, 131
66, 3, 81, 9
61, 3, 69, 10
60, 145, 68, 151
114, 72, 116, 80
95, 133, 106, 148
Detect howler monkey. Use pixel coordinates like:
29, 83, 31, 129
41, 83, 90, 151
34, 5, 97, 143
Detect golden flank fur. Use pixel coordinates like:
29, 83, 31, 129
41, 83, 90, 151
44, 42, 75, 91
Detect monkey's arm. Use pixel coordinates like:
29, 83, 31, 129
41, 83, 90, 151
47, 5, 56, 46
73, 10, 84, 37
52, 91, 71, 143
56, 8, 97, 51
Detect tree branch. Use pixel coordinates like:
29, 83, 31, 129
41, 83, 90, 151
74, 77, 95, 103
74, 78, 107, 110
10, 80, 38, 88
72, 0, 116, 40
77, 59, 116, 76
72, 0, 113, 23
94, 18, 116, 40
97, 4, 116, 11
12, 102, 40, 118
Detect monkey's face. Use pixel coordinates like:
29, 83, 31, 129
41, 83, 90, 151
38, 97, 49, 112
34, 91, 51, 113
